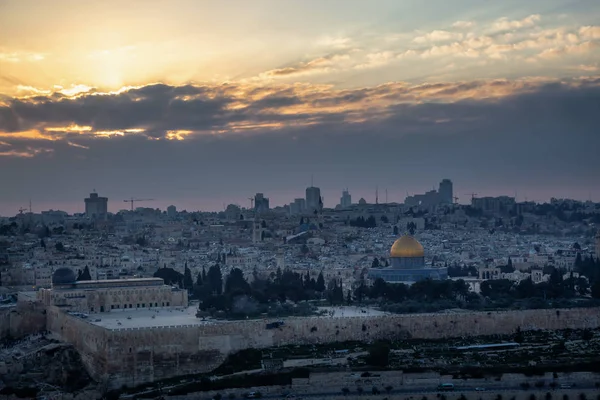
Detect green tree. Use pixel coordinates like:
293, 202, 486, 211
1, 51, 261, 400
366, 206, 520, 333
366, 340, 391, 367
207, 264, 223, 295
225, 268, 250, 295
77, 266, 92, 281
183, 264, 194, 291
316, 271, 325, 292
371, 257, 380, 268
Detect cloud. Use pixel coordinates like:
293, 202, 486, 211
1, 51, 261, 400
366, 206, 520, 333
0, 76, 599, 213
492, 14, 541, 32
538, 41, 599, 59
0, 50, 46, 63
579, 26, 600, 40
452, 21, 475, 29
0, 76, 598, 145
413, 30, 464, 44
259, 54, 351, 78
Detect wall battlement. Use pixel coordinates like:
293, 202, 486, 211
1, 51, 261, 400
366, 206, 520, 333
45, 306, 600, 389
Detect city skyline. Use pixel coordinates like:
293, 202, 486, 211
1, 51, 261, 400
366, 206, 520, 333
0, 181, 597, 217
1, 0, 599, 215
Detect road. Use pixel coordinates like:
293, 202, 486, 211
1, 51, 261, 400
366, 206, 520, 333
258, 382, 599, 399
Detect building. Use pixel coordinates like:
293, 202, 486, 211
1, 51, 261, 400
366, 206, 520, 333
305, 186, 322, 213
471, 196, 516, 214
439, 179, 453, 205
254, 193, 270, 214
38, 267, 188, 313
167, 205, 177, 219
84, 192, 108, 220
340, 189, 352, 208
290, 198, 306, 215
368, 235, 448, 284
596, 230, 600, 258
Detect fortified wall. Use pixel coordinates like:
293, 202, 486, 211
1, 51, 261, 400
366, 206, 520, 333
0, 302, 46, 340
47, 306, 600, 388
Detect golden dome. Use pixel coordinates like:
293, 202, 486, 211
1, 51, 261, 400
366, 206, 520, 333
390, 235, 424, 258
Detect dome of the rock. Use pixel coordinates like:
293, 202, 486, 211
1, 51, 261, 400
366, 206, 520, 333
390, 235, 425, 258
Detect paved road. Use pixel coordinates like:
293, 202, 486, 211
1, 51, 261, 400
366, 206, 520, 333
259, 382, 599, 399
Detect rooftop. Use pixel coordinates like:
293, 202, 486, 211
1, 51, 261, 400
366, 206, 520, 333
85, 306, 215, 330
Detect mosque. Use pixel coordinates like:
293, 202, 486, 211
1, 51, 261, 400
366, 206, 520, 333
37, 267, 188, 313
368, 235, 448, 284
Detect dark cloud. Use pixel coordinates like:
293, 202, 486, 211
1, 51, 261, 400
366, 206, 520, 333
0, 77, 599, 213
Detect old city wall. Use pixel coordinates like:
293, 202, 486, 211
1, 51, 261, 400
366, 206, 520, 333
46, 306, 110, 381
0, 302, 46, 340
89, 307, 600, 388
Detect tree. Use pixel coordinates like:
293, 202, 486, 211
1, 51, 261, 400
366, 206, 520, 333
55, 242, 65, 252
207, 264, 223, 295
393, 225, 399, 235
77, 266, 92, 281
341, 388, 349, 396
225, 268, 250, 295
40, 239, 46, 249
183, 264, 194, 291
366, 340, 391, 367
371, 257, 380, 268
316, 271, 325, 292
591, 281, 600, 299
196, 270, 203, 286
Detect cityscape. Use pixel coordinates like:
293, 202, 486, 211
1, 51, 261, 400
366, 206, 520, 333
1, 1, 600, 400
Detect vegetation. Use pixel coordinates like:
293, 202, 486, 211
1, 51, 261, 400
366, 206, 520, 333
193, 266, 327, 318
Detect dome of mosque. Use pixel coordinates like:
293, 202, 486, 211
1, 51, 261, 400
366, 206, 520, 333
390, 235, 425, 258
52, 267, 76, 285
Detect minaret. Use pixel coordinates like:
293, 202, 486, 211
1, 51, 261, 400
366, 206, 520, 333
252, 216, 262, 244
277, 249, 285, 269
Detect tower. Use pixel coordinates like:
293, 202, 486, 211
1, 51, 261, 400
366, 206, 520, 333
438, 179, 453, 205
306, 186, 322, 213
252, 217, 263, 244
276, 249, 285, 269
84, 192, 108, 220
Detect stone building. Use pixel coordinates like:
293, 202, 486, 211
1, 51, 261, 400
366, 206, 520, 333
37, 267, 187, 313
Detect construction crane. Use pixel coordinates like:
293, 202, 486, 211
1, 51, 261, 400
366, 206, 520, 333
123, 198, 154, 211
465, 193, 478, 201
18, 207, 28, 214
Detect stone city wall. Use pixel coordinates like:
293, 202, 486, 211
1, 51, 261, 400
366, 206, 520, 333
0, 302, 46, 340
46, 306, 110, 381
49, 307, 600, 388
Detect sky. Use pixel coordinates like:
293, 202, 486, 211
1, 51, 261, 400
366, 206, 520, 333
0, 0, 599, 215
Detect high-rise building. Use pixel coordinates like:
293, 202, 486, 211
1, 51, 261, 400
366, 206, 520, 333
289, 198, 306, 216
84, 192, 108, 220
340, 189, 352, 208
254, 193, 270, 213
167, 205, 177, 219
306, 186, 322, 213
439, 179, 453, 204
